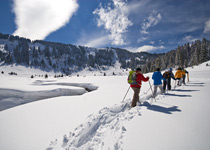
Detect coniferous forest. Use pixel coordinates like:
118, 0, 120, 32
142, 38, 210, 72
0, 33, 209, 74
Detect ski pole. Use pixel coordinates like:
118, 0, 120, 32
144, 87, 151, 94
122, 86, 130, 102
149, 80, 156, 102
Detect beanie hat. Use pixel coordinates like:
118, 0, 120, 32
136, 68, 141, 71
156, 68, 160, 71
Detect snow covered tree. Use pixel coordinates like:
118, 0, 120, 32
200, 38, 208, 63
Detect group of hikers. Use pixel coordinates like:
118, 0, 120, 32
128, 67, 189, 107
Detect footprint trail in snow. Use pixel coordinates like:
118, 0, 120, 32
47, 98, 144, 150
46, 90, 157, 150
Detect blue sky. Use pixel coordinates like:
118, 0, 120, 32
0, 0, 210, 53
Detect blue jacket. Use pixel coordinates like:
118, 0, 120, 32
152, 71, 164, 85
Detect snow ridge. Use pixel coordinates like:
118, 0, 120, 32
33, 80, 98, 92
0, 79, 98, 111
0, 88, 86, 111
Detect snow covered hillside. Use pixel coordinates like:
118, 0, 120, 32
1, 33, 162, 75
0, 61, 210, 150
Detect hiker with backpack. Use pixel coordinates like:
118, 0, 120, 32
152, 68, 164, 98
128, 68, 149, 107
182, 68, 189, 84
163, 68, 176, 92
175, 67, 183, 86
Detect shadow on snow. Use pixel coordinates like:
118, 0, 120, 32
163, 93, 192, 97
141, 101, 181, 114
184, 82, 205, 87
172, 89, 200, 92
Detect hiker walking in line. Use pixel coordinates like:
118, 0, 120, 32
163, 68, 176, 92
182, 68, 189, 84
129, 68, 149, 107
175, 67, 183, 86
152, 68, 164, 98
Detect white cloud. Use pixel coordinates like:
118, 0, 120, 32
183, 35, 198, 43
93, 0, 133, 46
127, 0, 148, 13
13, 0, 79, 40
137, 45, 165, 53
159, 39, 164, 45
83, 35, 110, 48
76, 31, 111, 48
204, 18, 210, 33
150, 41, 155, 44
137, 37, 148, 43
141, 10, 161, 34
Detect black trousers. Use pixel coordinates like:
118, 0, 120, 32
176, 78, 182, 86
183, 75, 186, 84
163, 79, 171, 91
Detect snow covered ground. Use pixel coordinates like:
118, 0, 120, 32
0, 61, 210, 150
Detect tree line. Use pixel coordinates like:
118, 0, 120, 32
0, 33, 160, 74
142, 38, 210, 73
0, 33, 209, 74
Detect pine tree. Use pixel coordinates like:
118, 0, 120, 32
32, 47, 38, 58
175, 46, 184, 67
5, 52, 13, 64
13, 46, 20, 63
41, 59, 46, 68
44, 46, 50, 58
200, 38, 208, 63
4, 44, 8, 51
155, 57, 161, 68
194, 40, 201, 65
21, 42, 29, 65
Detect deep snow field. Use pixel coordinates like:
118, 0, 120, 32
0, 61, 210, 150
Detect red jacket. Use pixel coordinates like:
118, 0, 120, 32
130, 71, 149, 88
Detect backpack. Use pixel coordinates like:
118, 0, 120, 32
127, 70, 137, 85
163, 71, 170, 79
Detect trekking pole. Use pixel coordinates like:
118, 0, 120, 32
149, 80, 156, 102
122, 86, 130, 102
144, 87, 151, 94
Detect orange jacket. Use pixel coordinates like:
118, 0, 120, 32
175, 70, 183, 78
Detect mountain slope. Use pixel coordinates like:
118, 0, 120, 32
0, 33, 160, 74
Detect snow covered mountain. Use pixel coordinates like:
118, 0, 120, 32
1, 33, 210, 76
0, 33, 160, 75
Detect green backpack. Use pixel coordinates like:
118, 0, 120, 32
163, 71, 170, 79
127, 70, 137, 85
